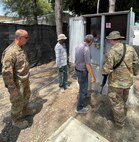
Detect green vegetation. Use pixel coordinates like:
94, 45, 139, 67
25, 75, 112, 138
1, 0, 139, 23
1, 0, 52, 24
64, 0, 139, 20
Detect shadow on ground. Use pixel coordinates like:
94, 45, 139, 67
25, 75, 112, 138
74, 92, 139, 142
0, 97, 47, 142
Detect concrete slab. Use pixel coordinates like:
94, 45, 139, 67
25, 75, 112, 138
46, 117, 109, 142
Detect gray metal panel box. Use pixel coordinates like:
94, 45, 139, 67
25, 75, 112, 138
69, 9, 135, 94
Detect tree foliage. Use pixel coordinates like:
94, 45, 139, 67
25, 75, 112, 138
115, 0, 139, 20
63, 0, 139, 19
1, 0, 52, 24
1, 0, 139, 23
63, 0, 98, 15
63, 0, 110, 15
116, 0, 139, 19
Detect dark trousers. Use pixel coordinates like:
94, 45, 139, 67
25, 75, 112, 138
76, 70, 88, 111
58, 65, 68, 89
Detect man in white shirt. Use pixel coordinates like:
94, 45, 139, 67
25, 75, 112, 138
55, 34, 68, 92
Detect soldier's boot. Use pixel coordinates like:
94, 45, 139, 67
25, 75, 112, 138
115, 121, 124, 130
22, 107, 37, 117
0, 134, 8, 142
12, 119, 29, 129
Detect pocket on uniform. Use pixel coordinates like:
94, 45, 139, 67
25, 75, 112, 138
10, 94, 23, 104
108, 92, 118, 104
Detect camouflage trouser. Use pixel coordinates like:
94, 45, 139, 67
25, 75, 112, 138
10, 81, 31, 121
108, 86, 129, 125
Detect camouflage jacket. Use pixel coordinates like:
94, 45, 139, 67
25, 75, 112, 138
1, 42, 29, 92
102, 42, 139, 88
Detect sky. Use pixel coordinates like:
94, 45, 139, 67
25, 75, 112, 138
0, 3, 5, 16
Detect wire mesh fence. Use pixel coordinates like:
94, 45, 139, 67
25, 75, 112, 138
0, 23, 68, 71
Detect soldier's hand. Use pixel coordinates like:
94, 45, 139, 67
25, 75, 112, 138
10, 89, 18, 97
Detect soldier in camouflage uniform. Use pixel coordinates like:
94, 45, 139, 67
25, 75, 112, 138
1, 29, 36, 129
102, 31, 139, 129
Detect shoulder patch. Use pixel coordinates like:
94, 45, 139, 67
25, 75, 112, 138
5, 60, 11, 68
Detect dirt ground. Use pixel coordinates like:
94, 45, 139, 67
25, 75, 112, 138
0, 61, 139, 142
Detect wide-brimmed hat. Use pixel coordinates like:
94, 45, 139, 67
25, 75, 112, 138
57, 34, 67, 41
106, 31, 124, 39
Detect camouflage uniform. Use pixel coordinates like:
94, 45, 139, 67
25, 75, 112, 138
1, 42, 30, 121
102, 42, 139, 126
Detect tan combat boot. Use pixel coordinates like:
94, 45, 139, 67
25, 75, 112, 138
115, 122, 124, 130
12, 119, 29, 129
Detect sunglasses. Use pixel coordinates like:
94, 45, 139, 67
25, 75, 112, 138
21, 36, 29, 39
24, 36, 29, 39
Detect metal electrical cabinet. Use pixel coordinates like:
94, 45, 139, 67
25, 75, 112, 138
69, 8, 135, 94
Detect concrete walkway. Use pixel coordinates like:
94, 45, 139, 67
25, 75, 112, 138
46, 117, 109, 142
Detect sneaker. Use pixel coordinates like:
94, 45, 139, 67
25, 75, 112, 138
63, 85, 71, 90
66, 85, 72, 89
75, 107, 89, 114
60, 88, 65, 93
12, 120, 29, 129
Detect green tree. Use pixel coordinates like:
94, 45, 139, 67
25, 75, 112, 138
63, 0, 112, 15
1, 0, 52, 24
64, 0, 139, 19
116, 0, 139, 20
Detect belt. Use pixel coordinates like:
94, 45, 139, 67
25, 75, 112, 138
75, 68, 85, 72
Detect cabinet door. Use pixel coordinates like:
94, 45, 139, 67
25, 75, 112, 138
69, 17, 85, 63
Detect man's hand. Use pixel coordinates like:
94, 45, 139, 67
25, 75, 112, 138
91, 77, 96, 83
10, 89, 18, 97
86, 64, 96, 84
